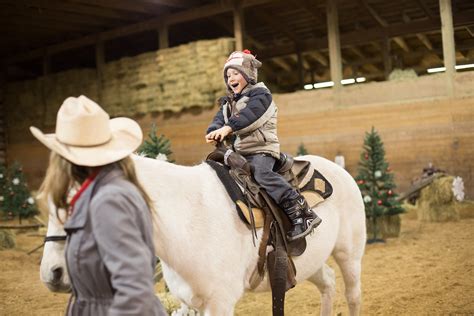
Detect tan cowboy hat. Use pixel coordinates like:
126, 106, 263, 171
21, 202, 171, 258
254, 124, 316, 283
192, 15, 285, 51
30, 95, 142, 167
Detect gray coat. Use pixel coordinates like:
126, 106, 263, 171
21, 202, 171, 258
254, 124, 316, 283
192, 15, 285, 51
63, 165, 166, 316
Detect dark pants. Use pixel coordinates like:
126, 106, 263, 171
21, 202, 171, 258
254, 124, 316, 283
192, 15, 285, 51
246, 154, 299, 205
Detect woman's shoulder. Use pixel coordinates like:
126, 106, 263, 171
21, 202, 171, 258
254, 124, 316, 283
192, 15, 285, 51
91, 177, 145, 211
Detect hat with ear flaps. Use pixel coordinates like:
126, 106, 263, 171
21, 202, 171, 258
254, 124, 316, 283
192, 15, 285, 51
223, 49, 262, 87
30, 95, 143, 167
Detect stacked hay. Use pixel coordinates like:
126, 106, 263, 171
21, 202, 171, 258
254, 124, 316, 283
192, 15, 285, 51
102, 51, 158, 116
388, 68, 418, 81
0, 229, 16, 250
4, 69, 98, 133
415, 176, 460, 222
42, 69, 98, 125
153, 38, 234, 112
4, 37, 234, 135
4, 79, 44, 137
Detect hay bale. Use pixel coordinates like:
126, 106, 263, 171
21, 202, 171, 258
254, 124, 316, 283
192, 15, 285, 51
416, 176, 460, 222
458, 200, 474, 219
401, 202, 418, 220
388, 68, 418, 81
0, 229, 16, 250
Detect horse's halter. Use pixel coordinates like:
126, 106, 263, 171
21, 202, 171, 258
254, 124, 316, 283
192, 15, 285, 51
44, 235, 67, 243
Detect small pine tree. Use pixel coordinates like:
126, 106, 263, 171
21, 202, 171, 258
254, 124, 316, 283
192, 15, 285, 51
296, 143, 309, 156
355, 127, 404, 242
138, 124, 174, 162
4, 162, 38, 223
0, 165, 7, 218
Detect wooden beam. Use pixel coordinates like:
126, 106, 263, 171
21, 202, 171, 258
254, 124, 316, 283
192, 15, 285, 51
416, 0, 435, 19
309, 51, 329, 66
10, 0, 144, 21
350, 47, 365, 59
359, 0, 386, 27
69, 0, 170, 15
210, 14, 293, 74
142, 0, 197, 9
360, 0, 410, 52
297, 51, 305, 87
257, 12, 474, 59
381, 38, 392, 80
326, 0, 342, 90
289, 54, 311, 70
393, 37, 410, 53
4, 0, 273, 64
403, 13, 433, 50
158, 23, 169, 49
466, 26, 474, 37
271, 58, 292, 72
439, 0, 456, 96
233, 0, 244, 51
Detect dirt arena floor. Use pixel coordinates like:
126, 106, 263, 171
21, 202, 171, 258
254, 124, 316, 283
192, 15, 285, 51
1, 214, 473, 315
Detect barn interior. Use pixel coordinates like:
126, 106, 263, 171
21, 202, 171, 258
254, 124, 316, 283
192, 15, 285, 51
1, 0, 473, 197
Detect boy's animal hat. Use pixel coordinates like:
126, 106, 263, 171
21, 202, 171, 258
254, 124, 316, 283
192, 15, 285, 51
223, 49, 262, 86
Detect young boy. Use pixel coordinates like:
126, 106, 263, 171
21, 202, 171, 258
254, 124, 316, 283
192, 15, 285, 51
205, 50, 322, 241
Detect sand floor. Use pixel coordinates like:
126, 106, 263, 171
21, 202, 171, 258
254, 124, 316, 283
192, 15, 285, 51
1, 215, 473, 315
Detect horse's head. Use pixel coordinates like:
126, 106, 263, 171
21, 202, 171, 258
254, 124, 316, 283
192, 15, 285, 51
40, 197, 71, 293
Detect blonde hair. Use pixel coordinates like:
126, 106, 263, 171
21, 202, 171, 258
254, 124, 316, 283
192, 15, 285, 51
38, 152, 153, 217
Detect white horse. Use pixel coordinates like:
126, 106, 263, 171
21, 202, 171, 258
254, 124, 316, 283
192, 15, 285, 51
40, 154, 366, 316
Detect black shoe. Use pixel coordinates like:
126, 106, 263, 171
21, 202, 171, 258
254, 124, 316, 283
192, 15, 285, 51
282, 196, 322, 241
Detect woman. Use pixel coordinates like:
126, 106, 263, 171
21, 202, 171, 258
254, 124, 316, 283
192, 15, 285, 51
32, 95, 166, 315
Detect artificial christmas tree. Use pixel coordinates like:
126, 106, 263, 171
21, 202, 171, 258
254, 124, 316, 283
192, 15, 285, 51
355, 127, 404, 243
0, 164, 8, 217
296, 143, 309, 156
4, 162, 38, 223
138, 124, 174, 162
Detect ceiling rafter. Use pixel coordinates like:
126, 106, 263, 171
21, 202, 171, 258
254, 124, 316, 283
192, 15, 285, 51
142, 0, 197, 9
403, 12, 433, 50
4, 0, 276, 64
359, 0, 411, 52
210, 15, 294, 73
258, 11, 474, 59
8, 0, 144, 21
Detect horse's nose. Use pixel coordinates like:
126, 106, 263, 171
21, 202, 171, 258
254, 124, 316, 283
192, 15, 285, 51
52, 267, 63, 283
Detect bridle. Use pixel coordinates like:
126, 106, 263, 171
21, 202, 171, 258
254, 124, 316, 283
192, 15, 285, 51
44, 235, 67, 243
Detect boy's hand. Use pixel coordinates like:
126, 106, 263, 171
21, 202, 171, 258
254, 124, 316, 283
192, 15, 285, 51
205, 126, 232, 143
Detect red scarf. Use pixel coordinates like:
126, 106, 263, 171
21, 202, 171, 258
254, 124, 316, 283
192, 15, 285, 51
68, 170, 100, 216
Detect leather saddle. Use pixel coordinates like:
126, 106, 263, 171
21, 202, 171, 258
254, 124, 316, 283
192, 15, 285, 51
206, 146, 333, 230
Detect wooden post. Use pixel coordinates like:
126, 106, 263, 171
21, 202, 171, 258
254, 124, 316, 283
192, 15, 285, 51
297, 51, 304, 88
439, 0, 456, 96
382, 38, 392, 80
95, 41, 105, 103
233, 0, 244, 51
158, 23, 169, 49
326, 0, 343, 94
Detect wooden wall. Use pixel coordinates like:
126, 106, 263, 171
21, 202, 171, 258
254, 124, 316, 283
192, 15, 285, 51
8, 72, 474, 199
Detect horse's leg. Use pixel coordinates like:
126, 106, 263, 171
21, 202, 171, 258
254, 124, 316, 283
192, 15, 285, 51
308, 263, 336, 316
202, 300, 234, 316
332, 249, 362, 316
